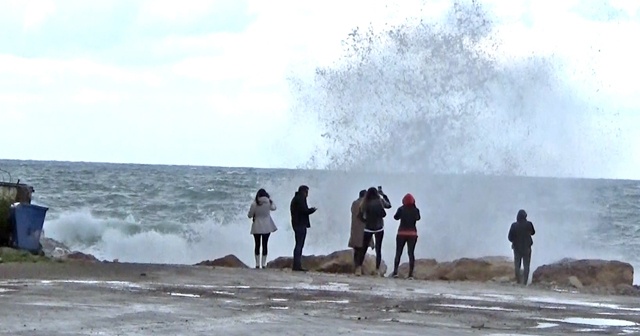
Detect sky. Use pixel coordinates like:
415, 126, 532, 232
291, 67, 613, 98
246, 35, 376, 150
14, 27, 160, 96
0, 0, 639, 179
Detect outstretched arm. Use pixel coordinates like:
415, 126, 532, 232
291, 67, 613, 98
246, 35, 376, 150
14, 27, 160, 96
296, 196, 316, 215
380, 194, 392, 209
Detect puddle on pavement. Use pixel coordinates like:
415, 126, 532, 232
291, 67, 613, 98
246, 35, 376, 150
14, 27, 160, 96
169, 292, 201, 298
270, 306, 289, 310
432, 303, 518, 312
479, 294, 517, 301
544, 317, 638, 327
303, 299, 350, 304
525, 296, 640, 312
39, 280, 149, 290
211, 291, 235, 296
534, 322, 558, 329
222, 285, 251, 289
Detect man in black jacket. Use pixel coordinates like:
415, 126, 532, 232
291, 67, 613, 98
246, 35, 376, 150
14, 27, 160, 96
290, 185, 317, 271
508, 209, 536, 285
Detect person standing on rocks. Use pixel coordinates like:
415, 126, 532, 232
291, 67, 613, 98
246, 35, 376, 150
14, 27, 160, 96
247, 188, 278, 269
289, 185, 317, 272
348, 189, 374, 276
391, 193, 421, 279
508, 209, 536, 285
358, 187, 388, 276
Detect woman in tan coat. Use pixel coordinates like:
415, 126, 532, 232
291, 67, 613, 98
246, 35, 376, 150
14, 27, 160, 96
348, 189, 372, 276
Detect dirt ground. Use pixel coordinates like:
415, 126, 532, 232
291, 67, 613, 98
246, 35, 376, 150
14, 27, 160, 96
1, 262, 639, 335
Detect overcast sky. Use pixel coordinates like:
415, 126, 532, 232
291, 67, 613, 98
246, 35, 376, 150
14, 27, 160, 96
1, 0, 639, 179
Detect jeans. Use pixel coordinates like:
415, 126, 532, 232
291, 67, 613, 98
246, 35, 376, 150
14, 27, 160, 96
293, 226, 307, 269
514, 248, 532, 285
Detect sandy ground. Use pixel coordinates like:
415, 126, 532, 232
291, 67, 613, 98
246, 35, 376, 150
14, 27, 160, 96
1, 262, 639, 335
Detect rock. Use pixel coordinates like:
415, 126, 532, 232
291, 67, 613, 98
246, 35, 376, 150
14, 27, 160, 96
40, 237, 71, 258
195, 254, 249, 268
65, 251, 100, 263
532, 259, 634, 288
397, 256, 515, 282
615, 284, 639, 296
568, 276, 584, 289
266, 250, 386, 276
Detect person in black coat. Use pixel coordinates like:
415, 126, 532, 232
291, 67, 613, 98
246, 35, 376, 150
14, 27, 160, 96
289, 185, 317, 271
508, 209, 536, 285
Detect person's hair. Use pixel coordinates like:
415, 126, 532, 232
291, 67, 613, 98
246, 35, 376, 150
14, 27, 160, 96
255, 188, 269, 205
359, 189, 366, 198
365, 187, 379, 201
360, 187, 379, 212
297, 185, 309, 193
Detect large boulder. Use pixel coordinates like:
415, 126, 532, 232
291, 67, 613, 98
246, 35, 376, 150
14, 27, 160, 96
40, 237, 72, 258
196, 254, 249, 268
266, 249, 387, 276
532, 259, 634, 288
397, 256, 515, 282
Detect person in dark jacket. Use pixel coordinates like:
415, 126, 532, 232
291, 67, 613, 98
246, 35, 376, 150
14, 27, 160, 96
391, 193, 421, 279
357, 187, 387, 276
289, 185, 317, 272
508, 209, 536, 285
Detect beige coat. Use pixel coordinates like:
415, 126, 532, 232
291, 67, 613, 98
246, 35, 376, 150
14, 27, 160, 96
348, 198, 374, 249
248, 196, 278, 235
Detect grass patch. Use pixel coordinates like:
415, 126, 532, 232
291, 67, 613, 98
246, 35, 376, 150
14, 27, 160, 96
0, 247, 51, 263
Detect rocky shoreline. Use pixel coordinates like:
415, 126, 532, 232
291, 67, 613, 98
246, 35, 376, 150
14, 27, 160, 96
11, 237, 635, 298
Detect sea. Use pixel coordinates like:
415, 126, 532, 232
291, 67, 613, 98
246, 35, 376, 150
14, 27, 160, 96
1, 159, 638, 282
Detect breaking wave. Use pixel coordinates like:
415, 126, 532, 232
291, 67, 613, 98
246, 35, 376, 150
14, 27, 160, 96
290, 1, 621, 178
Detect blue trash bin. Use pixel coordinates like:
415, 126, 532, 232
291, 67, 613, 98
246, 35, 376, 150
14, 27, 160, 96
11, 203, 48, 253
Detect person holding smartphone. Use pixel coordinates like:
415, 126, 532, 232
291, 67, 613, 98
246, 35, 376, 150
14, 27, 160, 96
358, 187, 390, 276
289, 185, 317, 272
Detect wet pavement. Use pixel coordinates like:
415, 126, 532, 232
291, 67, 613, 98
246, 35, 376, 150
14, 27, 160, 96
1, 262, 639, 335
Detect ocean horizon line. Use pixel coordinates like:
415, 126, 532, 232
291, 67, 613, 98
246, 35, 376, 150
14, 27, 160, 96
0, 158, 637, 183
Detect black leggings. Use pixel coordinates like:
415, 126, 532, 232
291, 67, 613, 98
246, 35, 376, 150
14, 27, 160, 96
253, 233, 270, 256
393, 235, 418, 276
361, 231, 384, 269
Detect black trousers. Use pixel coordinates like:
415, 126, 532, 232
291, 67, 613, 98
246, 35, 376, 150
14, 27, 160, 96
361, 231, 384, 269
293, 226, 307, 269
514, 248, 532, 285
253, 233, 270, 256
393, 235, 418, 276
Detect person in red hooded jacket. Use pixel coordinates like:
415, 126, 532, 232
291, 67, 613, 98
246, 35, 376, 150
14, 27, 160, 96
391, 193, 421, 279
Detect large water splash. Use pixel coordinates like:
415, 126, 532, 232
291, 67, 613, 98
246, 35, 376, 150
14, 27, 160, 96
280, 1, 631, 280
290, 0, 619, 178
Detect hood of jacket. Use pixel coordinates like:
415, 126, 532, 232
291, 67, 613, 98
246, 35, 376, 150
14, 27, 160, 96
402, 193, 415, 206
516, 209, 527, 222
